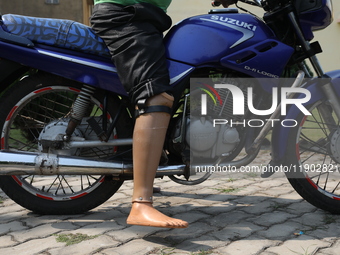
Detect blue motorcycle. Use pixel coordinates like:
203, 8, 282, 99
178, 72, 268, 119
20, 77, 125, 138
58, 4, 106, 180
0, 0, 338, 215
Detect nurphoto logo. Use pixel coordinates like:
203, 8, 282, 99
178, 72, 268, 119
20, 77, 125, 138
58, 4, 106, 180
197, 81, 311, 128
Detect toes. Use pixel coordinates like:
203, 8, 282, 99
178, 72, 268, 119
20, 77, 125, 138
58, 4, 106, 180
165, 219, 188, 228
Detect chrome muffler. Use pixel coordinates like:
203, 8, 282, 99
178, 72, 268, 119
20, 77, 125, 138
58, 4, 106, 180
0, 150, 185, 176
0, 149, 260, 176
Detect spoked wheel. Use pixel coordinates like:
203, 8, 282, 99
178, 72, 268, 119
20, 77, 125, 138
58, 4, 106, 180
0, 73, 132, 214
285, 99, 340, 214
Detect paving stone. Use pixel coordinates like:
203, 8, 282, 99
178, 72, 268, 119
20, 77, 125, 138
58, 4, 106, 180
232, 185, 264, 196
269, 196, 301, 208
257, 221, 304, 239
0, 236, 64, 255
265, 234, 331, 255
286, 200, 318, 215
0, 221, 28, 235
0, 235, 18, 248
221, 179, 257, 189
276, 191, 304, 201
63, 221, 125, 236
248, 211, 296, 227
21, 215, 71, 228
253, 178, 286, 189
316, 239, 340, 255
259, 252, 279, 255
169, 211, 209, 225
235, 194, 269, 204
175, 234, 226, 253
214, 236, 278, 255
211, 222, 264, 241
194, 202, 237, 215
165, 202, 200, 215
291, 211, 330, 227
202, 193, 239, 203
1, 199, 18, 207
237, 200, 277, 215
49, 235, 118, 255
303, 222, 340, 239
106, 225, 165, 242
0, 154, 339, 255
204, 210, 250, 227
188, 186, 224, 197
173, 198, 230, 211
157, 183, 197, 194
260, 186, 294, 197
12, 222, 77, 242
155, 196, 193, 207
100, 239, 164, 255
0, 210, 30, 223
149, 251, 189, 255
154, 222, 213, 245
69, 210, 125, 227
0, 204, 27, 215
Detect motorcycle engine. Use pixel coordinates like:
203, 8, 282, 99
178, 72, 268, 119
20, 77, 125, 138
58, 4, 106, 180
186, 116, 240, 159
171, 76, 250, 161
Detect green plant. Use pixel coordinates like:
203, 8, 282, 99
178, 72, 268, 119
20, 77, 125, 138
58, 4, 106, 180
159, 247, 176, 255
269, 202, 289, 210
55, 233, 98, 246
323, 215, 337, 224
192, 250, 213, 255
215, 188, 240, 193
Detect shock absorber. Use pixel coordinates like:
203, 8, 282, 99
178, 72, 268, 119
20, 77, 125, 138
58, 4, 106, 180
64, 85, 96, 141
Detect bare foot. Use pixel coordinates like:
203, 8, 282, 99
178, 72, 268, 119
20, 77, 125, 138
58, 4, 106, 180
126, 202, 188, 228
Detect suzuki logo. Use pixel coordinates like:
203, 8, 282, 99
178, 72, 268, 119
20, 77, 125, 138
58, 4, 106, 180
210, 15, 257, 32
200, 16, 256, 48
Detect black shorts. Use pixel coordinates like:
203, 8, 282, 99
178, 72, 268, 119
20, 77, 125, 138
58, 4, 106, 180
90, 3, 173, 104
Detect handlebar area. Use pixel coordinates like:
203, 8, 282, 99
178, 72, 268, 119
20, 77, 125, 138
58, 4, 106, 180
211, 0, 262, 8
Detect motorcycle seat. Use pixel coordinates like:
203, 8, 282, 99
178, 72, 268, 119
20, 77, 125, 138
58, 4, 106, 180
1, 14, 111, 58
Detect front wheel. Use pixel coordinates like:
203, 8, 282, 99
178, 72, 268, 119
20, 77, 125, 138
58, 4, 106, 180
285, 99, 340, 214
0, 73, 132, 214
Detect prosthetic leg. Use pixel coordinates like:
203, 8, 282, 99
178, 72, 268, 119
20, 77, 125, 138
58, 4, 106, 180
126, 92, 188, 228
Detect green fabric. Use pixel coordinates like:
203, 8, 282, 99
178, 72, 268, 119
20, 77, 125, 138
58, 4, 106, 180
93, 0, 172, 12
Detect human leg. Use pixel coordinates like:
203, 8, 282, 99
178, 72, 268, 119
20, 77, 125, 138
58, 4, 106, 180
126, 92, 188, 228
91, 3, 187, 228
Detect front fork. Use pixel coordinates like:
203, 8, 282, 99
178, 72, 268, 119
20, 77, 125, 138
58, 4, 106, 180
288, 12, 340, 124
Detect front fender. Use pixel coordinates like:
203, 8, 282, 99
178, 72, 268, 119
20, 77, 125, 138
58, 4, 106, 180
271, 70, 340, 164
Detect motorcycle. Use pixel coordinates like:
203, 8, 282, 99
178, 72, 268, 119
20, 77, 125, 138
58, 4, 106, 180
0, 0, 338, 215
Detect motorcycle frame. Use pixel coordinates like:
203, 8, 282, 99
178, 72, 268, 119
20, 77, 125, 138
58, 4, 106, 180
0, 1, 339, 177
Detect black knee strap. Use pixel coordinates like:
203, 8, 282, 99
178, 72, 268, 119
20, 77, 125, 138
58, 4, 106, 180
135, 99, 172, 118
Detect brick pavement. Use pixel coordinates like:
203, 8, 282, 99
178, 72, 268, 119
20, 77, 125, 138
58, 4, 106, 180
0, 149, 340, 255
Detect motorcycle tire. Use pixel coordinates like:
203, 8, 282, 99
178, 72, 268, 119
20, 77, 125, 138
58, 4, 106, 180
0, 72, 132, 215
285, 99, 340, 214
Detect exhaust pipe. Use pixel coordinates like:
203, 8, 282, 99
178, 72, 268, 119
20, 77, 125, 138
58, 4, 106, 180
0, 149, 260, 176
0, 150, 185, 176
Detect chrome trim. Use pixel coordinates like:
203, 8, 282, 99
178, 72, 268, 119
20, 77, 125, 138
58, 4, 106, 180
67, 138, 133, 148
170, 68, 194, 85
0, 151, 185, 176
0, 150, 259, 177
0, 148, 258, 179
37, 49, 117, 73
